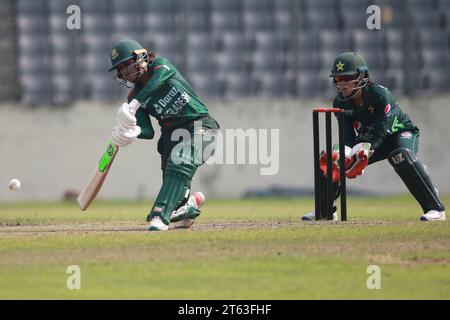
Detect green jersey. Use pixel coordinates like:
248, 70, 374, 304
333, 83, 418, 153
128, 56, 215, 139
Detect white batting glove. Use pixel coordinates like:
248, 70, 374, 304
112, 125, 142, 147
116, 102, 137, 129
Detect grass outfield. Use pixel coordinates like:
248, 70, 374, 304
0, 195, 449, 299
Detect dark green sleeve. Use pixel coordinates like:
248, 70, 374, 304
333, 100, 356, 147
371, 117, 389, 152
134, 57, 176, 106
370, 96, 392, 152
343, 116, 357, 147
136, 107, 154, 139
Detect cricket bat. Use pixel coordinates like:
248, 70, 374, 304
77, 99, 141, 210
77, 142, 119, 210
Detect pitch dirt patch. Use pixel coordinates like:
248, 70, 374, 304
367, 254, 450, 266
0, 219, 387, 237
0, 222, 148, 236
0, 221, 289, 235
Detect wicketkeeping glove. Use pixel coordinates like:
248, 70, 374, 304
319, 144, 353, 182
345, 142, 373, 179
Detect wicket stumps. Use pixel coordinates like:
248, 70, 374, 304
312, 108, 348, 221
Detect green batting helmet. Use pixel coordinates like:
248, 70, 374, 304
329, 52, 368, 77
108, 39, 147, 72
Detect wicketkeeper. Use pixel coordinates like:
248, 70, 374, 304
108, 39, 219, 231
303, 52, 446, 221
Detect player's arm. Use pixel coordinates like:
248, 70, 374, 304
134, 57, 176, 106
112, 100, 142, 147
136, 108, 154, 139
343, 116, 357, 148
333, 100, 356, 148
370, 95, 394, 153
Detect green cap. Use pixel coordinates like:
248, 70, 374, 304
108, 39, 147, 72
330, 52, 368, 77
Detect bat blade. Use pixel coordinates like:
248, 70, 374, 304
77, 142, 119, 210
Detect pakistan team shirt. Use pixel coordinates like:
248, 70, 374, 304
333, 83, 418, 153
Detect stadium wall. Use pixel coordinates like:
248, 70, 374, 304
1, 96, 449, 201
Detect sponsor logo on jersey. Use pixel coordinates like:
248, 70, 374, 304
401, 131, 413, 139
384, 104, 391, 115
153, 86, 191, 118
158, 87, 178, 107
391, 116, 405, 133
166, 92, 190, 117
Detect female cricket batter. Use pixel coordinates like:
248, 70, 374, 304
108, 39, 219, 231
303, 52, 445, 221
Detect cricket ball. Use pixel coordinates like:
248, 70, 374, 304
8, 179, 21, 191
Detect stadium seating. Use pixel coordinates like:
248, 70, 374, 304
218, 32, 251, 53
318, 30, 352, 52
209, 0, 239, 13
272, 0, 295, 33
252, 72, 291, 97
210, 12, 241, 33
384, 68, 405, 96
242, 12, 274, 32
142, 0, 175, 14
220, 72, 253, 99
188, 72, 223, 98
215, 52, 249, 73
422, 71, 450, 93
12, 0, 450, 103
295, 72, 323, 98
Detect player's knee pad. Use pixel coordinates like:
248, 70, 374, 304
388, 148, 444, 212
388, 148, 414, 168
148, 162, 198, 224
165, 160, 198, 180
163, 161, 198, 205
170, 139, 203, 166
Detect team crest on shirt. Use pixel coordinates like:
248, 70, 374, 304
384, 104, 391, 115
353, 121, 362, 136
353, 121, 362, 131
367, 105, 375, 114
401, 131, 413, 139
110, 48, 118, 60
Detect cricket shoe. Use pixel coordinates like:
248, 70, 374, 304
420, 210, 446, 221
148, 216, 169, 231
301, 207, 338, 221
169, 192, 205, 229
